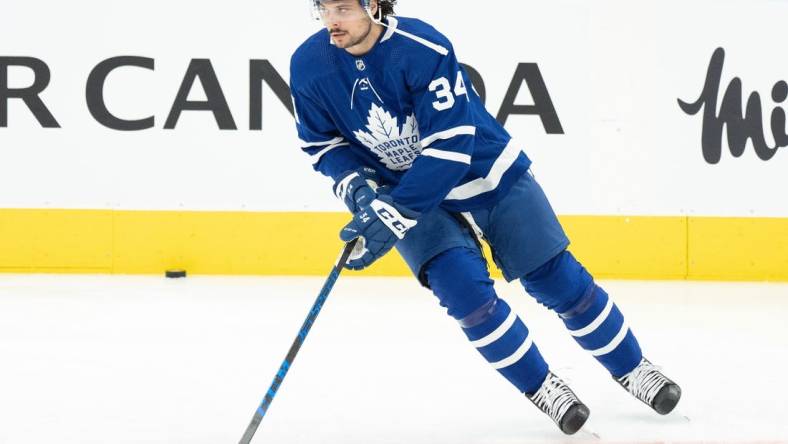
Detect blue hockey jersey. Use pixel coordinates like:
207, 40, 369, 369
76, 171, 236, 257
290, 16, 531, 213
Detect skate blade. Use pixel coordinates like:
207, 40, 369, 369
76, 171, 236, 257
669, 406, 692, 422
579, 419, 601, 440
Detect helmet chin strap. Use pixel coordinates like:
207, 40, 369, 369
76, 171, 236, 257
364, 4, 383, 23
364, 7, 449, 56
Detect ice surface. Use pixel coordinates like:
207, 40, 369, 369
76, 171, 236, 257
0, 274, 786, 444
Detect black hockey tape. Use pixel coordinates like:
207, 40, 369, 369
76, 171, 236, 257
165, 269, 187, 278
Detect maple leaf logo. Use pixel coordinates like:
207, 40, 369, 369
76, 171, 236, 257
353, 103, 420, 171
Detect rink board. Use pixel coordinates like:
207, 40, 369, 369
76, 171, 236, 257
1, 209, 786, 281
4, 0, 788, 282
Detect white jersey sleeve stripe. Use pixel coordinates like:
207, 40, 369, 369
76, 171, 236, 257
421, 126, 476, 149
311, 142, 350, 165
445, 139, 522, 201
421, 149, 472, 165
300, 136, 344, 148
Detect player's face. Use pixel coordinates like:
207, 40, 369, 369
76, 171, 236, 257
317, 0, 373, 49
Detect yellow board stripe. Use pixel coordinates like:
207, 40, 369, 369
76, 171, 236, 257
561, 215, 689, 280
0, 209, 787, 281
688, 217, 788, 281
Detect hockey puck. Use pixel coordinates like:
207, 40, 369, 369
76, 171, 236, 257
165, 269, 187, 278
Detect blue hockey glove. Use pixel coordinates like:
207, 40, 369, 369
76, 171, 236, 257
332, 167, 380, 213
339, 195, 419, 270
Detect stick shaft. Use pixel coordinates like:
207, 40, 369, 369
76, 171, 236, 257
238, 240, 357, 444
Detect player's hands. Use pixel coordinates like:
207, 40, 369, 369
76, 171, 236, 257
339, 194, 419, 270
333, 167, 380, 213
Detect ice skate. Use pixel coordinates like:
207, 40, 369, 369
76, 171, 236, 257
527, 372, 590, 435
617, 358, 681, 415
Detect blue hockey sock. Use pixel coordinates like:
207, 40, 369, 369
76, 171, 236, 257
523, 251, 642, 378
560, 284, 642, 377
426, 247, 549, 394
459, 298, 549, 394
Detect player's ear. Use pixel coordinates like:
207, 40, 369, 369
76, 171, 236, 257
369, 0, 378, 16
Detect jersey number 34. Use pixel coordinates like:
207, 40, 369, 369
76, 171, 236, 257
429, 70, 469, 111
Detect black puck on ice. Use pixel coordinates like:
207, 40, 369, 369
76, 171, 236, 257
165, 269, 187, 278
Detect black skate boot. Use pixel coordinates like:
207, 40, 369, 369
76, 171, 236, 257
527, 372, 590, 435
616, 358, 682, 415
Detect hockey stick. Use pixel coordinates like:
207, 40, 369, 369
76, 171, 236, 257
238, 239, 359, 444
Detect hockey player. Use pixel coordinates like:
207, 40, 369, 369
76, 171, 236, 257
290, 0, 681, 434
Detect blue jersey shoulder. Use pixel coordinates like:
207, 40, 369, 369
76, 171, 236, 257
381, 17, 459, 89
391, 17, 452, 46
385, 16, 454, 60
290, 28, 337, 88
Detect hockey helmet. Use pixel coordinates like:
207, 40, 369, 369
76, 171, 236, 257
309, 0, 377, 22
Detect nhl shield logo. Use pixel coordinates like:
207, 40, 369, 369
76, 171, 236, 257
356, 59, 366, 71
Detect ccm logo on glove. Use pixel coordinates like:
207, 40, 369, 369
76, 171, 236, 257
369, 199, 417, 239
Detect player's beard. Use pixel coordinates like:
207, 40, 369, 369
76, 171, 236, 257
330, 19, 373, 49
